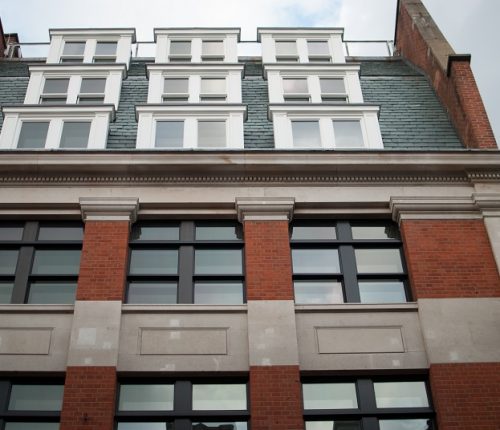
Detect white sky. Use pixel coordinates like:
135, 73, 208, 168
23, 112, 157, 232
0, 0, 498, 145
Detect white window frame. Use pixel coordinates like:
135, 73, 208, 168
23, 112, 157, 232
168, 40, 192, 62
201, 40, 225, 62
60, 40, 86, 63
269, 104, 383, 150
320, 77, 349, 102
135, 105, 246, 149
275, 40, 299, 62
154, 28, 240, 63
78, 77, 107, 104
307, 40, 332, 63
25, 64, 126, 108
0, 105, 115, 150
282, 77, 310, 103
154, 119, 185, 148
93, 41, 118, 63
39, 77, 70, 104
146, 64, 243, 104
162, 77, 190, 102
200, 77, 227, 101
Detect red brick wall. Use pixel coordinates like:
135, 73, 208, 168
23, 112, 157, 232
401, 220, 500, 298
395, 1, 496, 149
60, 366, 116, 430
250, 365, 303, 430
430, 363, 500, 430
244, 221, 294, 300
77, 221, 130, 301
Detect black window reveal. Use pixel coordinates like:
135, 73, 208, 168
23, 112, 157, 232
291, 221, 409, 304
302, 377, 434, 430
0, 221, 83, 304
127, 221, 245, 304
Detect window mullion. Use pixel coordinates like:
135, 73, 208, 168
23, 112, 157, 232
357, 379, 377, 414
339, 245, 360, 302
174, 418, 192, 430
174, 381, 192, 414
361, 416, 380, 430
178, 222, 195, 304
11, 246, 34, 304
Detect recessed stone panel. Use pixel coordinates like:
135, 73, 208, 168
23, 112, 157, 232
0, 328, 52, 355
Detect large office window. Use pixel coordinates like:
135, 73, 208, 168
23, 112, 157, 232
0, 380, 64, 429
302, 377, 434, 430
127, 221, 244, 304
0, 221, 83, 304
116, 380, 248, 430
291, 221, 409, 304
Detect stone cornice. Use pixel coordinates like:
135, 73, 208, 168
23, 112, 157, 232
79, 197, 139, 222
473, 193, 500, 217
236, 197, 295, 222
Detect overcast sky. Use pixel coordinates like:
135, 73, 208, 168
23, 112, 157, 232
1, 0, 497, 145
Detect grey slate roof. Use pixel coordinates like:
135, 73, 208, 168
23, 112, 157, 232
0, 57, 463, 150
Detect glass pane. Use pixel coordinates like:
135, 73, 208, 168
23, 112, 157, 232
308, 41, 330, 55
43, 78, 69, 94
118, 424, 172, 430
303, 383, 358, 409
292, 121, 321, 148
198, 121, 226, 148
131, 225, 179, 241
292, 249, 340, 274
351, 225, 400, 240
63, 41, 85, 55
333, 121, 364, 148
60, 122, 90, 149
195, 224, 241, 241
9, 385, 63, 410
194, 282, 244, 304
32, 250, 81, 275
294, 281, 343, 304
374, 382, 429, 408
5, 424, 60, 430
164, 78, 189, 94
156, 121, 184, 148
192, 384, 246, 410
283, 78, 308, 94
0, 250, 18, 275
0, 225, 23, 241
95, 41, 117, 55
355, 249, 403, 273
193, 423, 247, 430
170, 40, 191, 55
119, 384, 174, 411
0, 282, 13, 303
129, 250, 178, 275
201, 78, 226, 94
202, 41, 224, 56
80, 78, 106, 94
306, 422, 360, 430
359, 281, 407, 303
291, 225, 336, 240
128, 282, 177, 304
320, 78, 345, 94
276, 41, 297, 56
379, 420, 432, 430
28, 282, 77, 304
38, 225, 84, 241
18, 122, 49, 149
195, 249, 242, 275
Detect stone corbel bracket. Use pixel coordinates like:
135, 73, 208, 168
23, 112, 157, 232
235, 197, 295, 222
79, 197, 139, 223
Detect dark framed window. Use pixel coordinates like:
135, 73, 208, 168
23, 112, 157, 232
116, 379, 249, 430
127, 221, 244, 304
302, 377, 434, 430
0, 379, 64, 429
0, 221, 83, 304
291, 221, 409, 304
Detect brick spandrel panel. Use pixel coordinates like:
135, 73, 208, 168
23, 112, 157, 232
77, 221, 130, 301
401, 220, 500, 299
395, 1, 497, 149
60, 366, 116, 430
244, 221, 294, 300
250, 365, 304, 430
430, 363, 500, 430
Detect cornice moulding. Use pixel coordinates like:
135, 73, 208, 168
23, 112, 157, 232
79, 197, 139, 222
235, 197, 295, 222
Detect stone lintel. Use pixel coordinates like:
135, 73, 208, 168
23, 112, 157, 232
235, 197, 295, 222
79, 197, 139, 223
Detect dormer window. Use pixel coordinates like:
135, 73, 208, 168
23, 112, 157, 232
17, 122, 50, 148
200, 78, 226, 101
169, 41, 192, 62
198, 120, 226, 147
93, 42, 117, 63
275, 41, 298, 62
78, 78, 106, 104
163, 78, 189, 102
155, 121, 184, 148
283, 78, 309, 103
60, 42, 85, 63
40, 78, 69, 104
59, 122, 91, 148
292, 121, 321, 148
333, 120, 364, 148
320, 78, 348, 102
202, 40, 224, 61
307, 40, 331, 62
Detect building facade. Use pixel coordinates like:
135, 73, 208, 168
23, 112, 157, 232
0, 0, 499, 429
